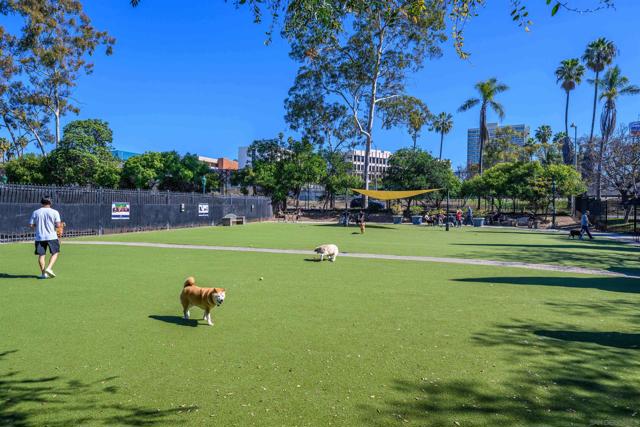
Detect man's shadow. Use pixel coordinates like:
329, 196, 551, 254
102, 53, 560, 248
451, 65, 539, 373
0, 273, 40, 279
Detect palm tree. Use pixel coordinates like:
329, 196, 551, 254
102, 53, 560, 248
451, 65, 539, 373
595, 65, 640, 199
458, 78, 508, 175
555, 58, 585, 164
535, 125, 554, 165
429, 112, 454, 160
582, 38, 617, 145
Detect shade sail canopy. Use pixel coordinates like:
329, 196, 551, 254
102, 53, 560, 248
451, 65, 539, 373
351, 188, 441, 201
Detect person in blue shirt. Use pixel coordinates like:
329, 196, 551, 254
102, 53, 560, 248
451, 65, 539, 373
29, 197, 62, 279
580, 210, 593, 240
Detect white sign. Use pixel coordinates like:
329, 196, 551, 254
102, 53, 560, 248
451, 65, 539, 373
630, 121, 640, 137
198, 203, 209, 217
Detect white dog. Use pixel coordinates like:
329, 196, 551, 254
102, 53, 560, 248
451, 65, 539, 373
314, 244, 339, 262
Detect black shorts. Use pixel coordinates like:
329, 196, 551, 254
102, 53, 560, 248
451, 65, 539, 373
34, 240, 60, 255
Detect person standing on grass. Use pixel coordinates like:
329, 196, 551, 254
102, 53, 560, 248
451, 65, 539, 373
29, 197, 62, 279
580, 210, 594, 240
456, 209, 463, 227
466, 206, 473, 226
358, 209, 366, 234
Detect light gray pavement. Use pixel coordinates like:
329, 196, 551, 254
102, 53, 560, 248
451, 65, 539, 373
65, 240, 639, 279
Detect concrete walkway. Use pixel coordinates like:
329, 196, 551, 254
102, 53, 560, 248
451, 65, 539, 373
65, 240, 638, 279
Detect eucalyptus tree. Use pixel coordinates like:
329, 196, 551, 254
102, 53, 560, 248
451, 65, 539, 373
288, 0, 446, 207
429, 112, 454, 160
595, 65, 639, 198
555, 58, 585, 164
458, 78, 508, 175
2, 0, 115, 146
582, 37, 617, 146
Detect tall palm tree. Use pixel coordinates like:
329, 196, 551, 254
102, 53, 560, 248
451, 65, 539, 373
595, 65, 640, 199
458, 78, 508, 175
555, 58, 585, 164
429, 112, 454, 160
582, 38, 617, 146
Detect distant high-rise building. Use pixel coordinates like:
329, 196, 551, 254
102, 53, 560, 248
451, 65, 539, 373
466, 123, 529, 167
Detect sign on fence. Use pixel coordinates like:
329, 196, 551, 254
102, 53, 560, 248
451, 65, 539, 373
111, 202, 130, 220
198, 203, 209, 217
630, 121, 640, 137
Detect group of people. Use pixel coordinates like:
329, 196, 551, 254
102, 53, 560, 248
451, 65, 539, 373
424, 207, 473, 227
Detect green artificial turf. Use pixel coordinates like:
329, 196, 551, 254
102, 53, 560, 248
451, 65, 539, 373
1, 241, 640, 426
80, 223, 640, 276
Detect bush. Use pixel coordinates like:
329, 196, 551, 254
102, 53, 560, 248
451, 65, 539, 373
391, 204, 403, 216
409, 205, 423, 216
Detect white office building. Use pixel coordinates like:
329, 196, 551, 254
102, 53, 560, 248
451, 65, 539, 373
345, 149, 392, 185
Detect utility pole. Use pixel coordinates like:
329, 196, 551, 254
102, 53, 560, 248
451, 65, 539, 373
551, 176, 557, 229
445, 189, 450, 231
570, 123, 578, 217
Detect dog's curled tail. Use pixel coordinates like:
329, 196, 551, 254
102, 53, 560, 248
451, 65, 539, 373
184, 276, 196, 288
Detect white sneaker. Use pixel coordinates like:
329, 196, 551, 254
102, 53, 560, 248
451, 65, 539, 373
45, 268, 56, 278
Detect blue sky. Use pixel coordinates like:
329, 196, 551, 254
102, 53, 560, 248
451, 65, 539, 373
57, 1, 640, 169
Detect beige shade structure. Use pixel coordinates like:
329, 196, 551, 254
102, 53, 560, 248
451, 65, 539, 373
351, 189, 442, 201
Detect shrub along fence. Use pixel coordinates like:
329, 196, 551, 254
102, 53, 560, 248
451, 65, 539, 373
0, 184, 273, 242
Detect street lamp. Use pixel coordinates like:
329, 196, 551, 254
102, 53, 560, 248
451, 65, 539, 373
570, 123, 578, 216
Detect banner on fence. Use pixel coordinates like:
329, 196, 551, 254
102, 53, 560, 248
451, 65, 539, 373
198, 203, 209, 217
631, 121, 640, 137
111, 202, 130, 220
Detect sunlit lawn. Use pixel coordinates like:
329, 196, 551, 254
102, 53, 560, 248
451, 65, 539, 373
81, 222, 640, 276
1, 224, 639, 426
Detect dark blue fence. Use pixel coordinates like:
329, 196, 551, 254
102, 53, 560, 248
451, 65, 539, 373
0, 184, 272, 242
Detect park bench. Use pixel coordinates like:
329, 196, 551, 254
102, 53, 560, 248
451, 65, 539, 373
221, 213, 246, 226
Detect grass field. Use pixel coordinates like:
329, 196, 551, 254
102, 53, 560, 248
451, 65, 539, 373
81, 223, 640, 276
2, 224, 640, 426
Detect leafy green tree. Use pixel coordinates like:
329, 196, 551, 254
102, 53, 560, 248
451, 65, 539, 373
582, 37, 617, 147
2, 0, 115, 145
429, 112, 453, 160
534, 125, 561, 166
120, 152, 164, 189
4, 152, 45, 184
241, 136, 326, 210
44, 119, 120, 187
458, 78, 508, 174
384, 148, 460, 208
320, 149, 362, 209
595, 65, 639, 199
380, 96, 431, 150
555, 58, 585, 164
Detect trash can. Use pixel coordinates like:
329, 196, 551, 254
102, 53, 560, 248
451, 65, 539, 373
411, 215, 423, 225
473, 218, 485, 227
393, 215, 403, 224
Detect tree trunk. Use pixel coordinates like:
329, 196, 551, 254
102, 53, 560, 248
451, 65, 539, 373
564, 90, 571, 164
589, 70, 599, 145
439, 132, 444, 160
362, 26, 385, 209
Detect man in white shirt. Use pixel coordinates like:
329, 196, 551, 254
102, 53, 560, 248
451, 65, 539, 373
29, 197, 62, 279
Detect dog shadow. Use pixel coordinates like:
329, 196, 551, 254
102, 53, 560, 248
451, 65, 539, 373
304, 258, 322, 262
148, 315, 198, 327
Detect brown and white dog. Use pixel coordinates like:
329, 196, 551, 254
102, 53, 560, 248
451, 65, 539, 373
314, 244, 339, 262
180, 277, 226, 326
